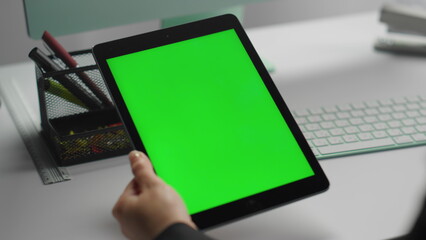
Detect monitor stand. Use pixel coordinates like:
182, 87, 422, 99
161, 6, 275, 72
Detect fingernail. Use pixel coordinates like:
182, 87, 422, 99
130, 150, 142, 161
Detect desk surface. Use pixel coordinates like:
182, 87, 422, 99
1, 12, 426, 240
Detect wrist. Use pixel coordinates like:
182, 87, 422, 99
154, 222, 198, 240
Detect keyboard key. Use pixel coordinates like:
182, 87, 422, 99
359, 124, 374, 132
378, 114, 392, 121
352, 102, 366, 110
406, 111, 420, 118
322, 113, 337, 121
306, 123, 321, 131
318, 138, 395, 155
295, 117, 308, 124
338, 104, 352, 111
294, 110, 309, 117
366, 100, 380, 108
303, 132, 315, 140
320, 121, 335, 129
416, 125, 426, 132
363, 116, 378, 123
314, 130, 330, 138
351, 110, 365, 117
308, 115, 322, 123
337, 112, 351, 119
343, 135, 358, 143
373, 131, 388, 138
407, 103, 420, 110
358, 133, 373, 140
345, 126, 359, 134
394, 136, 413, 144
387, 129, 402, 136
330, 128, 345, 136
392, 112, 406, 120
328, 137, 344, 145
365, 108, 379, 115
311, 148, 320, 156
393, 97, 407, 104
379, 107, 392, 113
402, 119, 416, 126
412, 133, 426, 142
392, 105, 406, 112
402, 127, 416, 134
349, 118, 363, 125
310, 108, 324, 115
374, 123, 388, 130
312, 139, 328, 147
388, 121, 402, 128
335, 120, 350, 127
416, 117, 426, 124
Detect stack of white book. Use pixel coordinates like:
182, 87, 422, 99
375, 0, 426, 55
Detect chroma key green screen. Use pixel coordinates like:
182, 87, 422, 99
106, 29, 314, 214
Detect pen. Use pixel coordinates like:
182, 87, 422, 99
42, 31, 113, 107
29, 47, 102, 110
375, 36, 426, 56
44, 78, 88, 109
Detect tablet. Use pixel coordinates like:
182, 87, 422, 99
93, 14, 329, 229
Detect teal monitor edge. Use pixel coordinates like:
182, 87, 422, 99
24, 0, 264, 38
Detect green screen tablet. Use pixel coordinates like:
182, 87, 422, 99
93, 14, 329, 229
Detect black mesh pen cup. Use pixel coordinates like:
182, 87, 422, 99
35, 49, 132, 166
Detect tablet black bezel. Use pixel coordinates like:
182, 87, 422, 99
93, 14, 329, 230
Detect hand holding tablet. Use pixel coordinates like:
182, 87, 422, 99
113, 151, 197, 240
93, 14, 329, 229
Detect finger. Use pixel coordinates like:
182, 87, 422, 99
121, 178, 140, 196
129, 150, 159, 187
113, 179, 139, 219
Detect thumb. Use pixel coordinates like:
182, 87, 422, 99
129, 150, 159, 188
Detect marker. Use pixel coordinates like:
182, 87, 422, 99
29, 47, 102, 110
44, 78, 88, 109
42, 31, 113, 107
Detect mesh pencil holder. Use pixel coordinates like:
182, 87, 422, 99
35, 49, 132, 166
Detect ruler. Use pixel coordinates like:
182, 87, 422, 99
0, 79, 71, 185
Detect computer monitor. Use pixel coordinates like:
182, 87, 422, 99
23, 0, 271, 39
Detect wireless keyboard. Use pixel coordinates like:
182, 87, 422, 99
293, 95, 426, 159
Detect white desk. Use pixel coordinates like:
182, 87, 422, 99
1, 12, 426, 240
